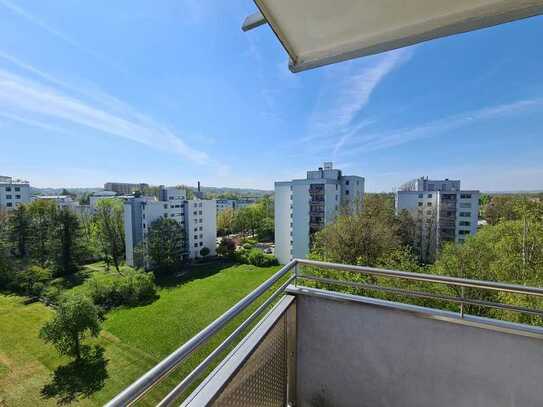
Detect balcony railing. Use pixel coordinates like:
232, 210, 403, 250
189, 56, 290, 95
106, 259, 543, 407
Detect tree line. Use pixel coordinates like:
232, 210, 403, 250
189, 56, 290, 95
308, 193, 543, 325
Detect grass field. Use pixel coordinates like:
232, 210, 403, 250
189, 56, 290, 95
0, 261, 280, 406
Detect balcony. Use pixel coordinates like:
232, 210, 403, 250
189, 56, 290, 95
106, 259, 543, 407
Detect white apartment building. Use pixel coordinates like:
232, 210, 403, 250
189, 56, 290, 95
395, 177, 480, 260
236, 197, 258, 209
275, 162, 365, 264
124, 186, 216, 268
216, 199, 236, 214
104, 182, 149, 195
0, 176, 31, 211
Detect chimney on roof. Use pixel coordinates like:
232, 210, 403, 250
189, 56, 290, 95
197, 181, 201, 192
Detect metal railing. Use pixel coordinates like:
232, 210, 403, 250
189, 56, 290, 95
106, 258, 543, 406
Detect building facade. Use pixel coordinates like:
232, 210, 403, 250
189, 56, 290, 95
124, 186, 216, 268
395, 177, 479, 261
104, 182, 149, 195
216, 199, 236, 214
275, 163, 365, 264
0, 176, 31, 211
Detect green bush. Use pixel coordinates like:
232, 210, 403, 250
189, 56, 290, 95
242, 243, 253, 250
85, 270, 157, 310
235, 248, 278, 267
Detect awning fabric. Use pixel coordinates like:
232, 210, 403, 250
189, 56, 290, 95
248, 0, 543, 72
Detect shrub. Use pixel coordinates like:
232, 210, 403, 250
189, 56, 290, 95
236, 248, 278, 267
200, 247, 210, 257
217, 238, 236, 258
242, 243, 253, 250
85, 270, 157, 310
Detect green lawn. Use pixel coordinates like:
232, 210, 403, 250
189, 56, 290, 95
0, 261, 281, 406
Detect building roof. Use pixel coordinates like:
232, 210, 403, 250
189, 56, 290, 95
244, 0, 543, 72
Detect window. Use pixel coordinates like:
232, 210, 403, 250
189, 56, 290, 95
194, 227, 198, 232
143, 223, 146, 228
199, 226, 203, 231
459, 230, 470, 235
5, 187, 11, 191
199, 234, 203, 238
345, 180, 350, 185
194, 203, 197, 208
426, 210, 432, 215
199, 202, 202, 207
194, 243, 198, 248
199, 242, 203, 246
460, 203, 471, 208
6, 195, 11, 199
459, 221, 471, 226
194, 235, 198, 240
418, 194, 423, 198
426, 202, 432, 206
290, 222, 293, 227
198, 210, 202, 215
345, 190, 350, 195
417, 202, 423, 207
193, 211, 197, 215
6, 202, 12, 207
461, 193, 472, 199
427, 194, 432, 198
163, 204, 167, 209
459, 212, 471, 217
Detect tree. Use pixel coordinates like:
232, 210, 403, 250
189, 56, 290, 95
145, 218, 185, 273
217, 237, 236, 258
8, 204, 30, 258
217, 208, 235, 236
17, 265, 51, 296
200, 247, 210, 258
311, 197, 400, 266
40, 295, 102, 361
27, 200, 58, 267
94, 199, 125, 273
49, 208, 83, 276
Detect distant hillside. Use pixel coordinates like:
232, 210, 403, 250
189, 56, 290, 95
31, 187, 104, 196
31, 186, 272, 197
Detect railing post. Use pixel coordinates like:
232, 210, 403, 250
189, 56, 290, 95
460, 286, 465, 318
286, 300, 297, 406
294, 260, 299, 287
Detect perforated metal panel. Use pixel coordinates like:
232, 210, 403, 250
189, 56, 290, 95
211, 314, 287, 407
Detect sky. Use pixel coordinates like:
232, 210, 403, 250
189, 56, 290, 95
1, 1, 543, 192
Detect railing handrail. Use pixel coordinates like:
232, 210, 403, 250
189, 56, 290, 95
105, 260, 297, 407
107, 258, 543, 406
296, 258, 543, 297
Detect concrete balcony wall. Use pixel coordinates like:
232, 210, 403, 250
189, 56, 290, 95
294, 289, 543, 407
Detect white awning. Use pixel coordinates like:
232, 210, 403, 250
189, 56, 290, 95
245, 0, 543, 72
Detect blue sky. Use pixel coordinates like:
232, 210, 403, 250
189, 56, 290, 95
1, 1, 543, 192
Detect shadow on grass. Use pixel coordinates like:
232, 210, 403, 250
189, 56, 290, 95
154, 258, 238, 288
41, 345, 108, 405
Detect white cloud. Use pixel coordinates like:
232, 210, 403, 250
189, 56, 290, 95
0, 0, 126, 74
0, 68, 210, 163
305, 47, 413, 146
343, 98, 543, 155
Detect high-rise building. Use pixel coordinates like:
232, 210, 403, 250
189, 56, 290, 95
104, 182, 149, 195
395, 177, 479, 261
124, 186, 216, 268
0, 176, 31, 211
274, 162, 365, 264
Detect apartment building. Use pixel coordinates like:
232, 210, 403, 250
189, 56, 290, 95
124, 186, 216, 268
0, 176, 31, 211
104, 182, 149, 195
216, 199, 236, 214
275, 162, 364, 264
395, 177, 479, 260
236, 197, 258, 209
